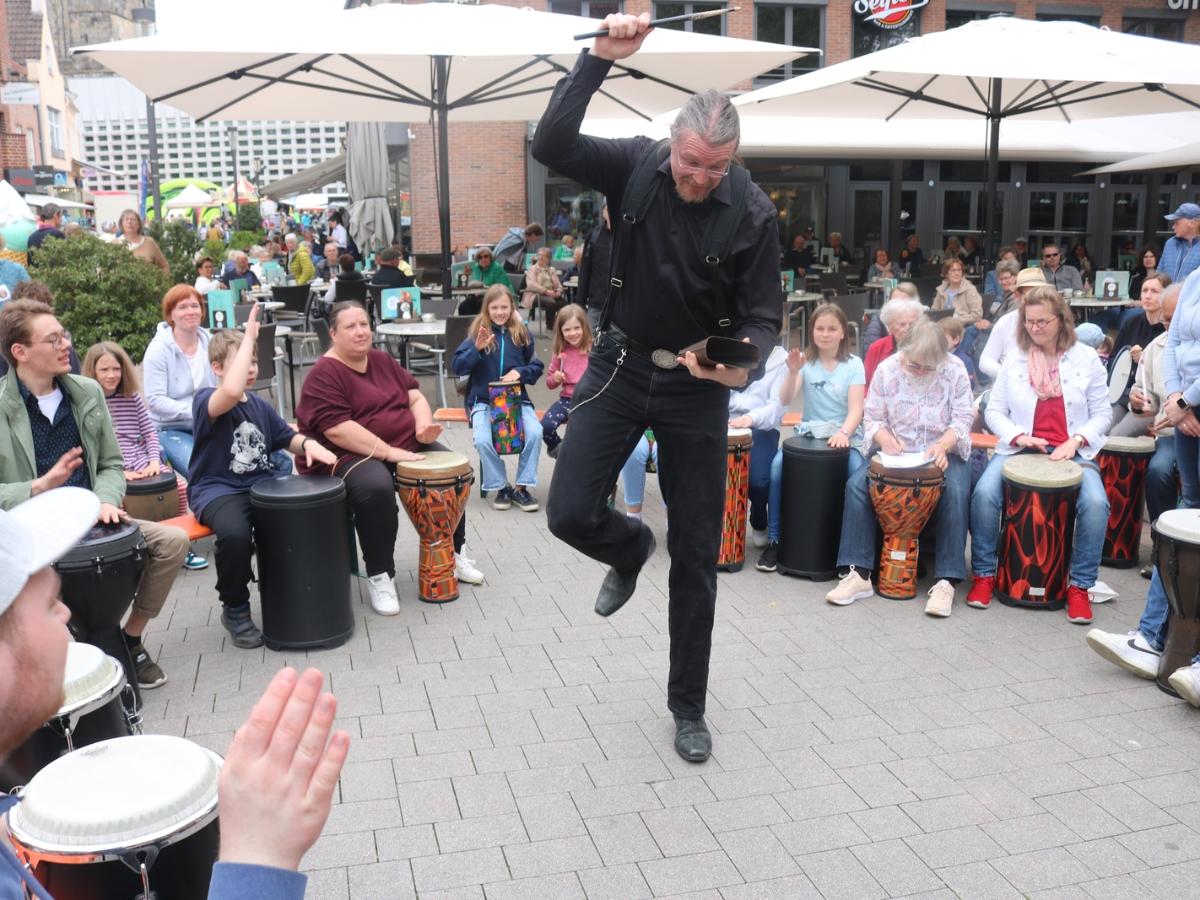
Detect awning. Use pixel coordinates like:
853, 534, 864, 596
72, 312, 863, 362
261, 146, 408, 199
23, 193, 94, 210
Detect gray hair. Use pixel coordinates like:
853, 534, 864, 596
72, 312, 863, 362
284, 233, 299, 248
880, 297, 924, 329
899, 320, 949, 367
830, 231, 842, 241
996, 259, 1021, 279
1162, 283, 1183, 307
891, 281, 919, 301
670, 90, 740, 149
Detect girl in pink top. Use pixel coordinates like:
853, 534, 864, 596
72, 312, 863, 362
541, 303, 592, 458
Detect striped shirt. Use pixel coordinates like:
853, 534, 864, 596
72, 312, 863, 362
104, 392, 161, 471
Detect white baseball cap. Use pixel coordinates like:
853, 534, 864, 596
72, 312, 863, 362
0, 488, 99, 617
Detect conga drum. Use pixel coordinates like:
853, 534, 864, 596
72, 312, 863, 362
0, 643, 140, 792
394, 451, 475, 603
55, 520, 147, 709
995, 455, 1082, 610
1098, 435, 1156, 568
122, 469, 183, 522
6, 735, 222, 900
250, 476, 355, 650
1152, 509, 1200, 697
867, 460, 944, 599
488, 381, 524, 455
717, 428, 752, 572
778, 437, 850, 580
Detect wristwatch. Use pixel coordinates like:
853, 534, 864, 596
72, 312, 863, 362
1177, 396, 1191, 412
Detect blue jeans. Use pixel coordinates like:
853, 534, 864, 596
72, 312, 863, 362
1178, 430, 1200, 511
541, 396, 572, 451
1139, 481, 1200, 665
767, 444, 866, 542
158, 427, 195, 478
620, 436, 657, 508
1146, 437, 1179, 523
747, 428, 779, 532
837, 453, 970, 582
970, 451, 1108, 589
954, 326, 979, 379
470, 402, 542, 491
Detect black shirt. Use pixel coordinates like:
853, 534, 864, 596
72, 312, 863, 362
782, 245, 814, 276
370, 265, 415, 288
578, 221, 612, 313
1110, 314, 1165, 406
532, 53, 782, 379
19, 378, 90, 490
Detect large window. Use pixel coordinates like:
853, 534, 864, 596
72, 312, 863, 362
1122, 17, 1183, 41
1035, 9, 1100, 25
755, 3, 822, 83
550, 0, 623, 19
853, 5, 920, 57
47, 107, 63, 157
944, 7, 1011, 30
654, 1, 724, 35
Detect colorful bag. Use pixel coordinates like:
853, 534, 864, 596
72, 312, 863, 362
488, 381, 524, 455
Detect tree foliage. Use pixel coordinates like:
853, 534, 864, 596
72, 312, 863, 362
30, 234, 170, 363
147, 218, 203, 287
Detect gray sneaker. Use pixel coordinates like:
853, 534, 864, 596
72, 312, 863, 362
492, 486, 513, 511
221, 603, 264, 649
511, 487, 539, 512
129, 641, 167, 689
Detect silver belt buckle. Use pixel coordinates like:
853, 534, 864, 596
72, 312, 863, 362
651, 349, 680, 370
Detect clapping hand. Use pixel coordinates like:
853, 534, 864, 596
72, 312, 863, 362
415, 423, 442, 444
244, 298, 261, 342
785, 347, 804, 373
474, 327, 494, 351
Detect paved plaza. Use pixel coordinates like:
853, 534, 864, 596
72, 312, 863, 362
137, 365, 1200, 900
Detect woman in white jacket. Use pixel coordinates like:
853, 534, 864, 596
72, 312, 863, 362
728, 343, 789, 552
967, 286, 1111, 624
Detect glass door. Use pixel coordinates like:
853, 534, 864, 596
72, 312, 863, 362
850, 184, 886, 264
1025, 187, 1094, 257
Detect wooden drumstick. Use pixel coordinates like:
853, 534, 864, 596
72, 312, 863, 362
573, 7, 739, 40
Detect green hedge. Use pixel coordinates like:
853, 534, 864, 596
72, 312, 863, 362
30, 234, 170, 363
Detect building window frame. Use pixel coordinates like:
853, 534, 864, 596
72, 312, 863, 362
47, 107, 64, 158
548, 0, 625, 18
753, 0, 825, 85
652, 1, 727, 35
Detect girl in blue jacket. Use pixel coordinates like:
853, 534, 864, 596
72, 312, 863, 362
452, 285, 544, 511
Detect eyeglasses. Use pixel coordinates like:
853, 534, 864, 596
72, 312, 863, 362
1043, 252, 1060, 259
902, 360, 937, 374
672, 147, 732, 180
1025, 317, 1057, 330
32, 330, 72, 350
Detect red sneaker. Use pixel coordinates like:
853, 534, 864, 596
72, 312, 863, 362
966, 575, 994, 609
1066, 585, 1093, 624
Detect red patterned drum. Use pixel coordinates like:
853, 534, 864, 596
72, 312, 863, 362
867, 459, 944, 600
717, 428, 752, 572
1153, 510, 1200, 697
996, 455, 1082, 610
395, 452, 474, 603
1099, 435, 1156, 568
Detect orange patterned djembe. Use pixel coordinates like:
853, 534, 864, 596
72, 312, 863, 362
717, 428, 753, 572
868, 459, 944, 599
394, 452, 474, 603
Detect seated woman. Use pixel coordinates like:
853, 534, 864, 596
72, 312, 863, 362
967, 286, 1111, 625
861, 282, 918, 350
728, 342, 790, 551
943, 236, 965, 262
521, 246, 564, 329
142, 285, 218, 477
932, 258, 985, 376
864, 294, 924, 386
866, 248, 895, 282
758, 304, 866, 573
825, 322, 974, 617
296, 301, 485, 616
323, 253, 367, 304
1108, 273, 1171, 424
457, 248, 514, 317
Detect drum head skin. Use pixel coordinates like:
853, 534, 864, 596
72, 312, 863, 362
123, 470, 179, 494
1108, 348, 1132, 405
59, 643, 120, 713
395, 451, 474, 484
9, 735, 221, 853
1002, 454, 1083, 489
1155, 509, 1200, 545
868, 458, 945, 485
727, 427, 752, 449
1102, 435, 1157, 456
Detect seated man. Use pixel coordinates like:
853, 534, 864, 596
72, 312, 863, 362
0, 299, 190, 689
782, 233, 815, 278
369, 246, 415, 288
315, 242, 340, 281
0, 489, 349, 899
826, 321, 974, 617
220, 251, 262, 290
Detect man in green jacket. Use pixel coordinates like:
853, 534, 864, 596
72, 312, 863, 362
0, 299, 189, 689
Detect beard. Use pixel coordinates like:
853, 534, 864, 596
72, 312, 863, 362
674, 180, 713, 205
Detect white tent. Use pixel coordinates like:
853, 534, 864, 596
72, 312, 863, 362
23, 193, 93, 211
731, 17, 1200, 254
163, 184, 220, 210
1081, 140, 1200, 176
73, 2, 807, 296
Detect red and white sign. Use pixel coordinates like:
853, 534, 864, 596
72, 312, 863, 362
854, 0, 927, 29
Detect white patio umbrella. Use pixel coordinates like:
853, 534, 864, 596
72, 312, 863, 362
732, 16, 1200, 258
72, 2, 805, 298
345, 122, 393, 258
1081, 140, 1200, 176
163, 184, 220, 210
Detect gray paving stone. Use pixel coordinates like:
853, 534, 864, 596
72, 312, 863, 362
411, 847, 510, 893
694, 794, 790, 832
901, 793, 998, 833
716, 825, 800, 881
503, 834, 602, 878
935, 862, 1023, 900
850, 805, 924, 841
373, 824, 438, 862
398, 777, 460, 825
991, 847, 1094, 893
904, 825, 1006, 869
772, 813, 870, 855
586, 813, 662, 865
347, 861, 417, 900
717, 874, 822, 900
576, 862, 653, 899
851, 838, 944, 896
1115, 823, 1200, 867
483, 873, 586, 900
796, 847, 887, 900
638, 850, 744, 896
1066, 837, 1148, 880
640, 806, 721, 858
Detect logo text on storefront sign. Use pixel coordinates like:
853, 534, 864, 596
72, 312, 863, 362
854, 0, 929, 28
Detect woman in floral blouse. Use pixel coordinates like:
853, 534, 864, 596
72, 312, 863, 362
825, 321, 975, 617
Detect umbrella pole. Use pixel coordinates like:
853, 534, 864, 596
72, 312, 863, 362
435, 55, 453, 303
982, 79, 1002, 266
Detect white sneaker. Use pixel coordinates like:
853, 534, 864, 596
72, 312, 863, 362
366, 573, 400, 616
825, 567, 873, 606
1086, 629, 1160, 679
1168, 664, 1200, 707
455, 552, 485, 585
750, 528, 769, 549
925, 579, 954, 617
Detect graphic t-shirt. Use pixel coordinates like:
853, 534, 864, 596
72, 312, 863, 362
186, 388, 294, 516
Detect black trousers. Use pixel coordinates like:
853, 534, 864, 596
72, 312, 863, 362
200, 492, 256, 608
336, 444, 466, 579
547, 333, 728, 720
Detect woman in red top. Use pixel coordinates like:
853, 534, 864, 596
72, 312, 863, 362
864, 295, 924, 387
296, 301, 484, 616
967, 286, 1111, 624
